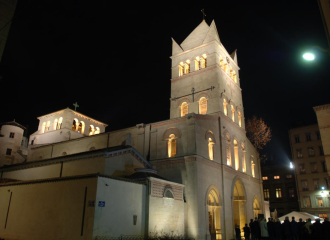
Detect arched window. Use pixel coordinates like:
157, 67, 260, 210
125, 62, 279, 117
229, 67, 233, 79
57, 117, 63, 130
168, 134, 176, 158
251, 159, 255, 178
223, 99, 228, 116
184, 60, 190, 74
94, 127, 100, 134
41, 122, 46, 133
78, 121, 85, 134
238, 112, 242, 127
231, 105, 235, 122
45, 121, 50, 133
220, 56, 224, 69
208, 138, 215, 160
226, 134, 231, 166
72, 118, 79, 131
53, 119, 58, 130
89, 125, 95, 136
179, 62, 184, 76
164, 189, 174, 198
195, 56, 200, 71
199, 97, 207, 115
181, 102, 188, 117
242, 144, 246, 173
223, 62, 228, 73
233, 71, 237, 83
234, 139, 239, 171
200, 54, 207, 68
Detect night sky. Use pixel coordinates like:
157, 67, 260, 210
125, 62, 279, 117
1, 1, 329, 165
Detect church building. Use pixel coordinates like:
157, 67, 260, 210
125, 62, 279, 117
0, 20, 265, 240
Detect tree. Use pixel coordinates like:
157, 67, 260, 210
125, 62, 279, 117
246, 116, 271, 151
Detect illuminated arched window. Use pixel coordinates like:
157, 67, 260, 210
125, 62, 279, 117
231, 105, 235, 122
57, 117, 63, 130
184, 60, 190, 74
89, 125, 95, 136
200, 54, 207, 68
208, 138, 215, 160
223, 99, 228, 116
94, 127, 100, 134
181, 102, 188, 117
53, 119, 58, 130
72, 118, 79, 131
199, 97, 207, 115
41, 122, 46, 133
78, 121, 85, 134
233, 70, 237, 83
195, 56, 200, 71
226, 134, 231, 166
242, 144, 246, 173
229, 67, 233, 79
224, 62, 228, 73
168, 134, 176, 158
220, 56, 224, 69
164, 189, 174, 198
238, 112, 242, 127
234, 139, 239, 171
45, 121, 50, 133
179, 62, 184, 76
251, 160, 255, 178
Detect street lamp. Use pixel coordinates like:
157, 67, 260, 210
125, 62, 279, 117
302, 46, 330, 61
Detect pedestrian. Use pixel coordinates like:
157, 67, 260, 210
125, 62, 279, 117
235, 224, 241, 240
244, 223, 251, 240
250, 219, 255, 240
267, 218, 275, 240
290, 217, 299, 240
297, 218, 305, 240
302, 218, 312, 240
260, 217, 269, 240
274, 219, 282, 240
322, 217, 330, 240
253, 217, 261, 240
311, 218, 322, 240
282, 217, 291, 240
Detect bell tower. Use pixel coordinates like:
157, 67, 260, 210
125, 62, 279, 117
170, 20, 245, 129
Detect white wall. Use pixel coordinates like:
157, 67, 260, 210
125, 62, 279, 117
92, 177, 146, 238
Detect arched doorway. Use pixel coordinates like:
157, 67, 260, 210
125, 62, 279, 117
233, 179, 246, 237
253, 197, 261, 218
207, 188, 221, 240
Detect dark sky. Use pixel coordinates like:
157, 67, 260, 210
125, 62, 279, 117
1, 0, 329, 164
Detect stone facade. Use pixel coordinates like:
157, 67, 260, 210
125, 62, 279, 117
289, 124, 330, 218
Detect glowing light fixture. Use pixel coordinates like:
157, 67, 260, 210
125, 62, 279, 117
321, 186, 325, 190
303, 53, 315, 61
290, 162, 294, 169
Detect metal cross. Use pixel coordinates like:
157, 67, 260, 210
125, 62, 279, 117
171, 86, 215, 102
73, 102, 79, 111
201, 9, 206, 21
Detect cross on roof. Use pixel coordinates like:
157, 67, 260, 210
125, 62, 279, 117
201, 9, 206, 21
73, 102, 79, 111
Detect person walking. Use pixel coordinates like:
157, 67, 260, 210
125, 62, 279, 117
244, 223, 251, 240
235, 224, 241, 240
302, 218, 312, 240
253, 217, 261, 240
297, 218, 305, 240
250, 219, 255, 240
290, 217, 299, 240
260, 217, 269, 240
322, 217, 330, 240
311, 218, 322, 240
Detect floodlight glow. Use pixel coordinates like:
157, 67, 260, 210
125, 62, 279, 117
303, 53, 315, 61
290, 162, 294, 169
321, 186, 325, 190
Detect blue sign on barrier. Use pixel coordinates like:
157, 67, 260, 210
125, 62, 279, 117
98, 201, 105, 207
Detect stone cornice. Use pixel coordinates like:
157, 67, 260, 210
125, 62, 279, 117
313, 104, 330, 112
151, 117, 186, 128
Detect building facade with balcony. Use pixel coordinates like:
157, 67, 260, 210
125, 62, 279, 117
261, 164, 299, 217
289, 124, 330, 219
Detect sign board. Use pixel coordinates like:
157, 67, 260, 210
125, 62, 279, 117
98, 201, 105, 207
